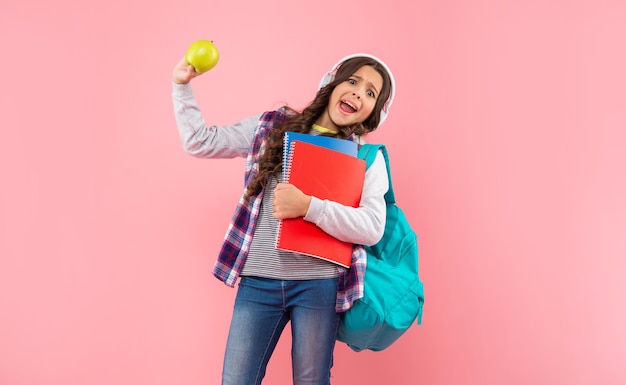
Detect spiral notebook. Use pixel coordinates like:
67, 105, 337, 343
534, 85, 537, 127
282, 132, 359, 182
276, 140, 366, 267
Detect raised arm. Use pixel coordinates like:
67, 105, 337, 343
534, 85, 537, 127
171, 57, 260, 159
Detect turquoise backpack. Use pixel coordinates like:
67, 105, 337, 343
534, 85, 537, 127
337, 144, 424, 352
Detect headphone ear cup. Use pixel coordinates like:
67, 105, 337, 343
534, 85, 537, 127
379, 110, 388, 125
379, 98, 392, 124
318, 71, 335, 90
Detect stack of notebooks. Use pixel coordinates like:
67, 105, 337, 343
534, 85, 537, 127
275, 132, 366, 268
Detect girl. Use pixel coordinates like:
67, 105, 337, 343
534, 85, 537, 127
172, 52, 395, 385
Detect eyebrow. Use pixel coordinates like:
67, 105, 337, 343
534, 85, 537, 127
351, 75, 379, 96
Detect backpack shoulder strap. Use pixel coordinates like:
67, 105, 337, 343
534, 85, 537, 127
358, 144, 396, 204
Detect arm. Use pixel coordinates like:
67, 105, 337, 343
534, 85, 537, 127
304, 150, 388, 246
171, 57, 260, 159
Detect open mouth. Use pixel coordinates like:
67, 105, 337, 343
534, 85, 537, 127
340, 100, 358, 113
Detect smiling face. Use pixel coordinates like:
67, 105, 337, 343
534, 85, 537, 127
315, 65, 384, 132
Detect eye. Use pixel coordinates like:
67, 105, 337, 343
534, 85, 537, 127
367, 90, 376, 98
347, 78, 356, 85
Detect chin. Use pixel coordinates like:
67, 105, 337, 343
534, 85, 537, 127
331, 116, 356, 128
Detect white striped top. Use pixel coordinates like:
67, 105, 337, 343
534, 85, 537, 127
242, 175, 341, 280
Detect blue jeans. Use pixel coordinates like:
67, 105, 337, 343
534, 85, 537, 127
221, 276, 340, 385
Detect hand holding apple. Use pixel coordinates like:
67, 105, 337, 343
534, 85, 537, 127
172, 57, 201, 84
185, 40, 220, 73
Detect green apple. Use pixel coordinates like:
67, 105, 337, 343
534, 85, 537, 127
185, 40, 220, 73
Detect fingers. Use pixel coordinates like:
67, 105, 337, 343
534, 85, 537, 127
272, 184, 310, 219
272, 184, 289, 219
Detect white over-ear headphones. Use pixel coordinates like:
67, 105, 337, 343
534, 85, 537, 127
318, 53, 395, 126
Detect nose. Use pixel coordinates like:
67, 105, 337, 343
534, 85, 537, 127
352, 92, 361, 99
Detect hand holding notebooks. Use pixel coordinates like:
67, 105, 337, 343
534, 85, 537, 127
276, 140, 366, 268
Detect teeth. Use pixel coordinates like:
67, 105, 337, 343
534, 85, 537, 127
343, 100, 357, 111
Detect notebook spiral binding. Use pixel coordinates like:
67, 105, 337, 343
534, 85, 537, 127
282, 134, 295, 182
276, 139, 297, 248
283, 141, 297, 182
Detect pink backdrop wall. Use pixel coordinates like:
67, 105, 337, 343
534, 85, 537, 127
1, 1, 625, 384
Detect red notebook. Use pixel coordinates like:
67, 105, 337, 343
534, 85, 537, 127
276, 140, 366, 267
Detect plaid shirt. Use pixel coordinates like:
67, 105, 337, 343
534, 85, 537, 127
211, 109, 367, 312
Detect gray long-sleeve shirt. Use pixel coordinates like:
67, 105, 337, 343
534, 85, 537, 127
172, 82, 388, 280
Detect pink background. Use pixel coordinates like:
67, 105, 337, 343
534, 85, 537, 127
1, 0, 625, 384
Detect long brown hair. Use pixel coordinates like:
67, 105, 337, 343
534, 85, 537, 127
244, 56, 393, 201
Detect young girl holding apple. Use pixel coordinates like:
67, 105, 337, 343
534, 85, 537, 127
171, 52, 395, 385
